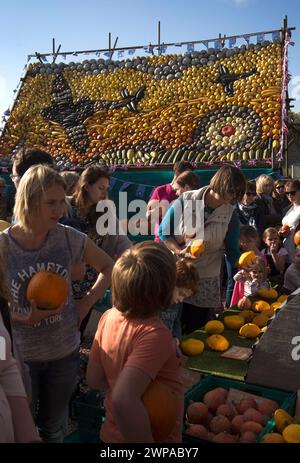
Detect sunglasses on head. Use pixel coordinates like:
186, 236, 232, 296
276, 185, 285, 190
286, 191, 297, 196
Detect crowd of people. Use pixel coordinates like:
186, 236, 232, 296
0, 146, 299, 443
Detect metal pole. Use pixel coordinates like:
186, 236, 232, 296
109, 32, 111, 53
52, 38, 55, 55
110, 37, 119, 59
158, 21, 161, 55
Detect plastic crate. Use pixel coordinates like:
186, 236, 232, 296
183, 374, 294, 444
257, 393, 297, 441
71, 390, 105, 443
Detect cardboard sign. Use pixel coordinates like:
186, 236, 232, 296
221, 346, 253, 361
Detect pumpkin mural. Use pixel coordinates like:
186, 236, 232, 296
0, 40, 282, 168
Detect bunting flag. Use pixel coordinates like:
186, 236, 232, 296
95, 51, 101, 57
214, 40, 222, 50
119, 181, 132, 192
118, 50, 124, 58
128, 49, 136, 55
202, 40, 209, 48
73, 52, 78, 56
272, 31, 281, 42
187, 43, 194, 53
41, 56, 48, 63
244, 35, 250, 44
159, 45, 168, 54
103, 51, 111, 58
229, 37, 236, 48
174, 42, 182, 47
3, 110, 10, 116
257, 33, 265, 43
62, 54, 67, 60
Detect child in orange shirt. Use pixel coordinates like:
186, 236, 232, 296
87, 242, 184, 443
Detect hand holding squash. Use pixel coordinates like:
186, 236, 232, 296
12, 299, 66, 326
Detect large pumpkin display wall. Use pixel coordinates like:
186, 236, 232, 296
0, 40, 282, 167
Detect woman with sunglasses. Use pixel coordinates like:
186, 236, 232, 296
281, 179, 300, 263
236, 181, 266, 238
272, 179, 290, 219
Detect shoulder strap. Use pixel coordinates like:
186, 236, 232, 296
63, 225, 74, 262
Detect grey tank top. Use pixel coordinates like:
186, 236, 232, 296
4, 224, 87, 361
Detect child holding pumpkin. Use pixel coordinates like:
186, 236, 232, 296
87, 241, 184, 443
1, 165, 114, 442
233, 255, 269, 298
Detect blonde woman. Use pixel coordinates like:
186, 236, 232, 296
0, 245, 41, 443
254, 174, 280, 227
1, 165, 113, 442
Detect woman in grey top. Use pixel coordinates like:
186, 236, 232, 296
1, 165, 113, 442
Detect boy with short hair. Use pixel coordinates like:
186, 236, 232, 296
87, 242, 184, 443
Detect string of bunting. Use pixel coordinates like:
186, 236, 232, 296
110, 176, 156, 199
26, 30, 283, 64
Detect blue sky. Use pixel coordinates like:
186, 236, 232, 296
0, 0, 299, 115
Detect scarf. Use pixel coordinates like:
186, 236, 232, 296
237, 202, 258, 230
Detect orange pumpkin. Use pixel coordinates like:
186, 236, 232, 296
294, 230, 300, 246
190, 240, 205, 257
142, 379, 177, 441
26, 271, 68, 310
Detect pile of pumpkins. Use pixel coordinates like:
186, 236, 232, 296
0, 40, 282, 168
185, 386, 280, 443
180, 289, 287, 357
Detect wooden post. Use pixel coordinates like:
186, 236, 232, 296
282, 16, 289, 176
110, 37, 119, 59
158, 21, 161, 55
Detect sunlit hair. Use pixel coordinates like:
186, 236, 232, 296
112, 241, 176, 319
13, 164, 66, 232
247, 255, 268, 275
60, 171, 80, 196
176, 259, 199, 295
175, 171, 200, 191
285, 179, 300, 193
255, 174, 274, 195
263, 227, 279, 242
210, 165, 246, 202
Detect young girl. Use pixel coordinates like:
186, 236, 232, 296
284, 246, 300, 293
233, 256, 269, 297
1, 165, 113, 442
262, 227, 288, 285
87, 241, 184, 443
160, 259, 200, 341
240, 225, 264, 256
